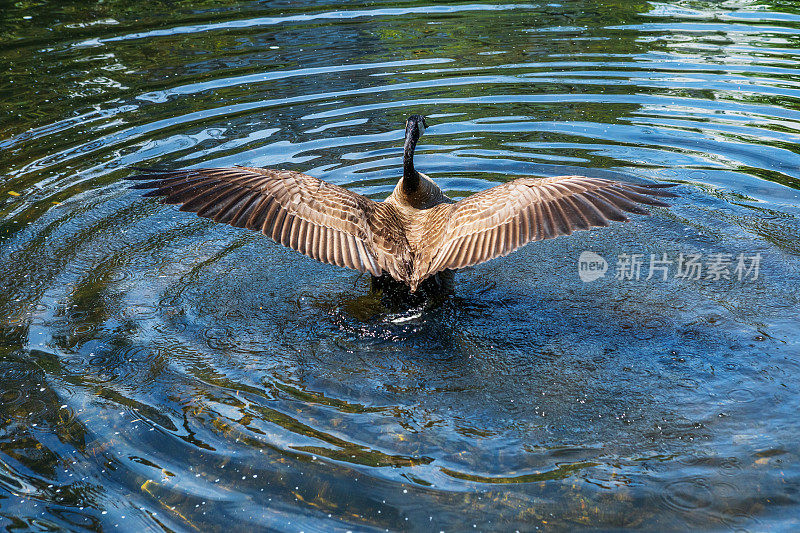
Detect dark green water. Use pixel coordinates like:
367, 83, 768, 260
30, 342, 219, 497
2, 1, 800, 531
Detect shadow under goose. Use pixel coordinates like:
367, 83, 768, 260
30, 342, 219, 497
127, 115, 676, 295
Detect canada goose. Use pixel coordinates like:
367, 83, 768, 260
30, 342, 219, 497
127, 115, 675, 293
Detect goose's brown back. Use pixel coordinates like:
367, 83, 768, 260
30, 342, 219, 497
127, 167, 675, 292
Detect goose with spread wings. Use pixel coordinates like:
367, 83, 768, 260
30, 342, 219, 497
127, 115, 675, 293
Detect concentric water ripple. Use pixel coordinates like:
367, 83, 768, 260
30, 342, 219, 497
2, 1, 800, 531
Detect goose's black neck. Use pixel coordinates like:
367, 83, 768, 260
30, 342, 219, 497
402, 126, 421, 193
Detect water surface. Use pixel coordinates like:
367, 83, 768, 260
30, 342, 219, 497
1, 0, 800, 531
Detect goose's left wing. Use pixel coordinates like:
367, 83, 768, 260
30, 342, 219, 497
127, 167, 411, 278
418, 176, 676, 278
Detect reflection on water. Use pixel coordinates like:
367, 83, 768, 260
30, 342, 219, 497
2, 0, 800, 530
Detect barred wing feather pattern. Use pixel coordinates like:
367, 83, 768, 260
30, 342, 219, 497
417, 176, 675, 280
127, 167, 414, 282
128, 169, 674, 291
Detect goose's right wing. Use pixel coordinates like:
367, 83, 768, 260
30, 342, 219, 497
127, 167, 413, 279
421, 176, 676, 276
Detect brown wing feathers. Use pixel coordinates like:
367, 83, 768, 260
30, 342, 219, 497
127, 167, 389, 276
128, 168, 674, 290
421, 176, 675, 278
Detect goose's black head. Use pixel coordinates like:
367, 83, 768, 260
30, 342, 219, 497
402, 115, 428, 187
405, 114, 428, 143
